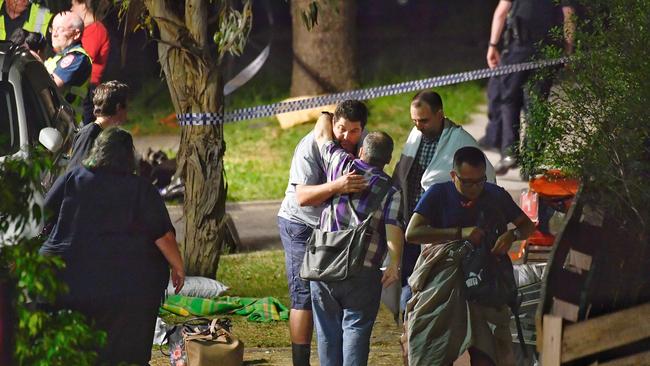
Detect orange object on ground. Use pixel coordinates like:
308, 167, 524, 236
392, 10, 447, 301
160, 113, 179, 128
529, 169, 579, 197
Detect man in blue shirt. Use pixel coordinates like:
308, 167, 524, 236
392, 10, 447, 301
44, 11, 91, 121
405, 146, 535, 365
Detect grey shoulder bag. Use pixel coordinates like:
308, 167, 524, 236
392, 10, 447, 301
300, 182, 391, 282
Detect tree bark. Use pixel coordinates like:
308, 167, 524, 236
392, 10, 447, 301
290, 0, 358, 96
144, 0, 226, 277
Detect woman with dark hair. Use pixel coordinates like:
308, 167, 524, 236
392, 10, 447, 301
40, 127, 184, 365
70, 0, 110, 125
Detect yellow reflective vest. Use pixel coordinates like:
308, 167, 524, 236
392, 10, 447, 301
45, 44, 92, 121
0, 0, 53, 40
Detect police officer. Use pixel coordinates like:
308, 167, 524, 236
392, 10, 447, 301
483, 0, 575, 175
45, 11, 91, 124
0, 0, 52, 40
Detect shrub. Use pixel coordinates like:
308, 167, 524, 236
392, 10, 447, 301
521, 0, 650, 238
0, 151, 104, 365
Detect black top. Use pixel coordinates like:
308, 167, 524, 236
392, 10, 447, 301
506, 0, 575, 44
1, 3, 29, 40
67, 122, 102, 170
41, 166, 173, 299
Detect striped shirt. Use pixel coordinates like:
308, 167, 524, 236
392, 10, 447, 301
319, 141, 403, 268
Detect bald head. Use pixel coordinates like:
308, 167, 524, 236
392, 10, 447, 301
51, 11, 84, 52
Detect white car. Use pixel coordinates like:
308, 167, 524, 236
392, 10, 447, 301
0, 41, 77, 241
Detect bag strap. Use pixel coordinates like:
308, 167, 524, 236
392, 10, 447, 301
512, 292, 528, 358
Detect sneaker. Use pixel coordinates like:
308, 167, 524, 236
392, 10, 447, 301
477, 137, 499, 153
494, 155, 518, 176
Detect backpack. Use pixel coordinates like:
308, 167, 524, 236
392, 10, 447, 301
461, 211, 517, 308
460, 210, 527, 355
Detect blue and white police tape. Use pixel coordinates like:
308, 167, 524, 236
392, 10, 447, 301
176, 57, 567, 127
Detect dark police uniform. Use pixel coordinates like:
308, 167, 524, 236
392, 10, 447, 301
485, 0, 574, 165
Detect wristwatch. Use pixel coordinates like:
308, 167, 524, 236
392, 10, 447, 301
489, 42, 498, 48
511, 228, 523, 241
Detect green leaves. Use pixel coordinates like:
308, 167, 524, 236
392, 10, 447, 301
521, 0, 650, 233
1, 153, 104, 365
213, 1, 253, 60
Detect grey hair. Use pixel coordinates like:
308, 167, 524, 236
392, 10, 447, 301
362, 131, 394, 167
83, 127, 136, 174
59, 11, 84, 33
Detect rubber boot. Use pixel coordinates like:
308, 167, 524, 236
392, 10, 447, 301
291, 343, 311, 366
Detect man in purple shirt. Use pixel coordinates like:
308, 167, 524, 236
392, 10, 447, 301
310, 112, 404, 366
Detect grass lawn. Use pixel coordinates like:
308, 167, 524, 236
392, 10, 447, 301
125, 79, 485, 202
154, 250, 403, 365
215, 250, 291, 347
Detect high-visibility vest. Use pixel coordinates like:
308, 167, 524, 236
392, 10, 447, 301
45, 44, 92, 121
0, 1, 53, 40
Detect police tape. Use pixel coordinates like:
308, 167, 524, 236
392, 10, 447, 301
176, 57, 567, 126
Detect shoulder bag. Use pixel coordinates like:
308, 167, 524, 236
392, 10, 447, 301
300, 182, 391, 282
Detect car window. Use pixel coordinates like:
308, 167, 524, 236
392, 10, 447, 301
0, 81, 19, 156
22, 62, 56, 144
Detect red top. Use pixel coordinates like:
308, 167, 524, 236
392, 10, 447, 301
81, 21, 110, 85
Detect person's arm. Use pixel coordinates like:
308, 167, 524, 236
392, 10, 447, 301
491, 213, 535, 255
381, 224, 404, 288
562, 5, 576, 54
487, 0, 512, 68
405, 213, 482, 245
43, 173, 68, 223
51, 73, 65, 88
314, 112, 334, 150
296, 173, 367, 206
154, 230, 185, 294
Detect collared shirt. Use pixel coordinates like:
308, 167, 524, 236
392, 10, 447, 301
319, 141, 403, 268
406, 135, 439, 215
278, 131, 367, 227
2, 3, 29, 40
51, 44, 92, 89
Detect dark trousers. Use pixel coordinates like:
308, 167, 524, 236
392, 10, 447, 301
486, 41, 559, 158
65, 295, 161, 366
483, 77, 502, 149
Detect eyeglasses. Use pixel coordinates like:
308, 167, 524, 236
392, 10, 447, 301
455, 174, 487, 188
49, 26, 74, 35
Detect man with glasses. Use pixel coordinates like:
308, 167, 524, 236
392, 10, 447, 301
393, 90, 496, 312
405, 146, 534, 366
44, 11, 91, 124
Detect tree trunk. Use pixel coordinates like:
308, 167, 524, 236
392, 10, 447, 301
290, 0, 358, 96
144, 0, 226, 277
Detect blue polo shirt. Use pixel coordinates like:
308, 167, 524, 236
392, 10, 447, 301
414, 181, 524, 243
52, 44, 91, 88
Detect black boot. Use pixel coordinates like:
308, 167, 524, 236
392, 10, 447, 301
291, 343, 311, 366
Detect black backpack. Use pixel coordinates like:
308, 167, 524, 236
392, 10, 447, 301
461, 211, 517, 308
460, 210, 527, 355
